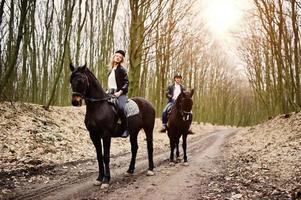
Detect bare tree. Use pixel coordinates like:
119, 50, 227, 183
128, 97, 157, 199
45, 0, 75, 109
0, 0, 31, 98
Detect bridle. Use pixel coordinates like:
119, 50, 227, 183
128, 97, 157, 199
177, 97, 192, 121
179, 107, 192, 121
71, 73, 112, 103
72, 90, 112, 102
181, 110, 192, 121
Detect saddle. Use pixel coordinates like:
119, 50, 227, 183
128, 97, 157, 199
107, 96, 139, 118
107, 95, 139, 137
107, 95, 119, 111
166, 103, 174, 120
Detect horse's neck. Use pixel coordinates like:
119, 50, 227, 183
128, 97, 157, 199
86, 74, 107, 100
175, 103, 183, 115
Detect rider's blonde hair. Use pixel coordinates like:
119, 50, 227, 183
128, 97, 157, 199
108, 54, 124, 69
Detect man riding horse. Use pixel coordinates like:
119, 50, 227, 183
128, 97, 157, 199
160, 73, 186, 132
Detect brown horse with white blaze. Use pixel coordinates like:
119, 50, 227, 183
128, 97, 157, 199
167, 89, 194, 165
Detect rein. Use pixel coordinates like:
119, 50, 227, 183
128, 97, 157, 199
72, 70, 115, 103
72, 91, 113, 103
176, 99, 192, 122
86, 96, 112, 102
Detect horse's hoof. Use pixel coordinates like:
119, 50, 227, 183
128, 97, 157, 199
183, 162, 189, 166
169, 162, 175, 166
125, 170, 134, 176
125, 172, 133, 176
93, 180, 102, 186
101, 183, 109, 189
146, 170, 155, 176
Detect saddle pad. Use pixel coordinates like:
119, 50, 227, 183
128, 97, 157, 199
125, 99, 139, 117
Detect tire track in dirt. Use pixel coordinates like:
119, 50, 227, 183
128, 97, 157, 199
10, 129, 238, 200
87, 129, 238, 200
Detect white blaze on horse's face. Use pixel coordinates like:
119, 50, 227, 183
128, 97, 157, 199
178, 92, 193, 121
184, 114, 190, 121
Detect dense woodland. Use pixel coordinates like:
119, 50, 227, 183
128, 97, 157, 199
0, 0, 300, 126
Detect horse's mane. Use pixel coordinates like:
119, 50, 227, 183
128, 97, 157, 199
175, 92, 186, 107
175, 94, 182, 108
80, 66, 107, 95
85, 68, 101, 83
175, 91, 193, 110
85, 68, 101, 86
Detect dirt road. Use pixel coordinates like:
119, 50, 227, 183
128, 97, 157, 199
8, 129, 237, 200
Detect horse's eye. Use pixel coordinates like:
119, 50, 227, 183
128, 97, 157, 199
73, 76, 85, 84
78, 78, 85, 84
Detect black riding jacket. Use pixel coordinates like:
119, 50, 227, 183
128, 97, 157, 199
108, 65, 129, 94
166, 83, 185, 103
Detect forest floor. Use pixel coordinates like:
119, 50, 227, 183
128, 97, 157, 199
0, 101, 300, 199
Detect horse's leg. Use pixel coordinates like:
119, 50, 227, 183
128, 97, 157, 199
182, 133, 188, 163
176, 142, 180, 160
176, 137, 183, 163
127, 132, 138, 174
144, 127, 154, 172
89, 132, 104, 184
102, 136, 111, 186
169, 137, 176, 163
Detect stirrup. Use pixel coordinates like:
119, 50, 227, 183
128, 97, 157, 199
159, 127, 166, 133
188, 129, 194, 134
121, 130, 129, 138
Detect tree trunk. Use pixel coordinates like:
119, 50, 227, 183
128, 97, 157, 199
291, 0, 301, 109
41, 0, 54, 104
0, 0, 30, 97
29, 1, 37, 103
45, 0, 75, 109
0, 0, 6, 79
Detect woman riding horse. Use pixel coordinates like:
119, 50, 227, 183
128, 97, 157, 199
70, 63, 155, 188
107, 50, 129, 138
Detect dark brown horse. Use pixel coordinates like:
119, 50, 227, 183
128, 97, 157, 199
167, 89, 194, 165
69, 64, 155, 188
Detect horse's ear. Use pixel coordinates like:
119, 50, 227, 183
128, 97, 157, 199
79, 63, 87, 72
70, 63, 75, 72
190, 89, 194, 97
177, 92, 184, 100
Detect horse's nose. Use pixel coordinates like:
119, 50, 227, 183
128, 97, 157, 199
71, 96, 82, 106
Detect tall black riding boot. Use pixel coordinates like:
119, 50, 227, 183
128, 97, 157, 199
120, 112, 129, 138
